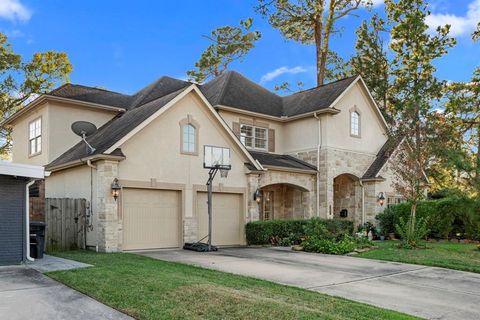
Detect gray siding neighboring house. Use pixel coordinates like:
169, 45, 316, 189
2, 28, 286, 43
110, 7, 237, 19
0, 175, 27, 265
0, 162, 45, 265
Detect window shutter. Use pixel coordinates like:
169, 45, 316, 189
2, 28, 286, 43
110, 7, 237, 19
232, 122, 240, 138
268, 129, 275, 152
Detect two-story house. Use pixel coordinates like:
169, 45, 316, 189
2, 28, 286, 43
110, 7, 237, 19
2, 71, 402, 252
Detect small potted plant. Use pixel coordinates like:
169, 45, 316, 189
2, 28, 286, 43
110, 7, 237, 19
376, 226, 385, 241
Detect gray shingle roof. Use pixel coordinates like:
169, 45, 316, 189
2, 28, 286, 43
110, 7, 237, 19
46, 88, 185, 169
44, 71, 359, 169
200, 71, 284, 117
200, 71, 358, 117
249, 151, 317, 172
362, 137, 399, 179
49, 84, 132, 108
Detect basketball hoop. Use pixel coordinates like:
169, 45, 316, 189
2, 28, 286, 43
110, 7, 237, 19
220, 168, 229, 178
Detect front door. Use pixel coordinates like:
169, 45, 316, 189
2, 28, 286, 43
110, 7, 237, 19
262, 191, 274, 220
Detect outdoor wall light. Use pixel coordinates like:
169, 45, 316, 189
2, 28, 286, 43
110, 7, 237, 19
254, 189, 262, 203
377, 192, 385, 206
111, 178, 121, 201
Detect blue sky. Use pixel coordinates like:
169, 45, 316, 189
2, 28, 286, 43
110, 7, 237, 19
0, 0, 479, 95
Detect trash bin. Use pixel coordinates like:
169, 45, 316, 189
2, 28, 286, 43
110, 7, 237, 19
30, 221, 46, 259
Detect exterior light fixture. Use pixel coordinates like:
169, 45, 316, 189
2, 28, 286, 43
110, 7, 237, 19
111, 178, 121, 201
254, 189, 262, 203
377, 192, 385, 206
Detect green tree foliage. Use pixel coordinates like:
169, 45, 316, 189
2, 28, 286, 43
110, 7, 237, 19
383, 0, 455, 246
256, 0, 371, 86
348, 14, 391, 122
442, 67, 480, 195
187, 18, 261, 83
0, 33, 72, 157
473, 22, 480, 41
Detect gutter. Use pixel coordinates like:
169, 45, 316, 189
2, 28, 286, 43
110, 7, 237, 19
46, 154, 125, 172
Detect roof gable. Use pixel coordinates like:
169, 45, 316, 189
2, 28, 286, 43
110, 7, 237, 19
47, 85, 263, 171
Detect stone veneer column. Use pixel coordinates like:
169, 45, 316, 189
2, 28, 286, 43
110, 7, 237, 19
96, 160, 121, 252
247, 173, 260, 221
317, 149, 334, 219
363, 182, 378, 224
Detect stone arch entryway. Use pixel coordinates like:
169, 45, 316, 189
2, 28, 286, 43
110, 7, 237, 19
259, 183, 309, 220
333, 173, 362, 227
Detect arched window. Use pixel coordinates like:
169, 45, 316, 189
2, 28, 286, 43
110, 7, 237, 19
182, 124, 196, 153
350, 111, 360, 137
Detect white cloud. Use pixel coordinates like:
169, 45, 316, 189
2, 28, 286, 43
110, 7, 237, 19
371, 0, 384, 7
0, 0, 31, 22
425, 0, 480, 37
260, 66, 307, 84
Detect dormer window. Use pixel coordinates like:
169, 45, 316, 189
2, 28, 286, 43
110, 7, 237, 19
240, 124, 267, 150
29, 117, 42, 156
350, 109, 360, 137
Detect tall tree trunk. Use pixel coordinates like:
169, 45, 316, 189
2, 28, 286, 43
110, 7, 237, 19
313, 0, 325, 86
317, 0, 335, 86
314, 20, 323, 86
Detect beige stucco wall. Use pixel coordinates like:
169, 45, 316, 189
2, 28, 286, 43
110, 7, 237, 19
117, 92, 251, 244
47, 102, 117, 162
283, 117, 319, 154
11, 104, 50, 166
45, 165, 99, 246
326, 83, 388, 154
10, 101, 117, 166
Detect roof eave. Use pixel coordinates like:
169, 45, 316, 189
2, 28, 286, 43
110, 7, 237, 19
215, 104, 340, 122
262, 165, 317, 174
1, 95, 126, 128
46, 153, 126, 172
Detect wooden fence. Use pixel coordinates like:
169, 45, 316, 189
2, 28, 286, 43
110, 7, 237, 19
45, 198, 86, 251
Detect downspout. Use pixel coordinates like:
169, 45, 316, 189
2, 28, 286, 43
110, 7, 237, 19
86, 159, 97, 251
26, 180, 36, 262
314, 112, 321, 217
359, 180, 365, 225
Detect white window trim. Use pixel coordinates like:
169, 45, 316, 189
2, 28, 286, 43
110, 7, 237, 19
28, 117, 42, 157
240, 123, 268, 151
349, 106, 361, 138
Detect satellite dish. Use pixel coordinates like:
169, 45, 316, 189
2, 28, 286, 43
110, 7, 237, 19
71, 121, 97, 154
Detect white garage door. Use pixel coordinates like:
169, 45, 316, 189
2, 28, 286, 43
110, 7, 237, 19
123, 188, 181, 250
197, 192, 243, 246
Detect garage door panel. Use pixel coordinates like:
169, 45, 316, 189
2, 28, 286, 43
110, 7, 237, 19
197, 192, 243, 246
123, 189, 180, 250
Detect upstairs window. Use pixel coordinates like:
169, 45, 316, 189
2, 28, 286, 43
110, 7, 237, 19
182, 124, 196, 153
240, 124, 267, 150
350, 111, 360, 137
29, 118, 42, 155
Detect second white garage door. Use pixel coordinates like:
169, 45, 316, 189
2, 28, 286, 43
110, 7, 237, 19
197, 192, 243, 246
123, 188, 181, 250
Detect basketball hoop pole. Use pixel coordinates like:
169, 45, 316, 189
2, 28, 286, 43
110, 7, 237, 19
206, 167, 219, 251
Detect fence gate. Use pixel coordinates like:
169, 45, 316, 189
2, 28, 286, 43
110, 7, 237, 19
45, 198, 86, 251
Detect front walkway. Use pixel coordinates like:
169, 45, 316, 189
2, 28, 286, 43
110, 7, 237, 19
0, 256, 132, 320
139, 247, 480, 320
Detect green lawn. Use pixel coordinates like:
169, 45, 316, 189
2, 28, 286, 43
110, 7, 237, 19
358, 241, 480, 273
47, 251, 417, 320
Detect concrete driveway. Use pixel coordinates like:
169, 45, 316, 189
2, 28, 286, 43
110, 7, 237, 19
139, 247, 480, 320
0, 266, 132, 320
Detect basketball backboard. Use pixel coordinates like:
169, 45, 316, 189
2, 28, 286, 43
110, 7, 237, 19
203, 145, 231, 169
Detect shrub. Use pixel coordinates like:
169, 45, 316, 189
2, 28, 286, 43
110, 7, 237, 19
245, 218, 354, 245
302, 235, 357, 255
376, 195, 480, 240
395, 216, 429, 249
245, 219, 308, 245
